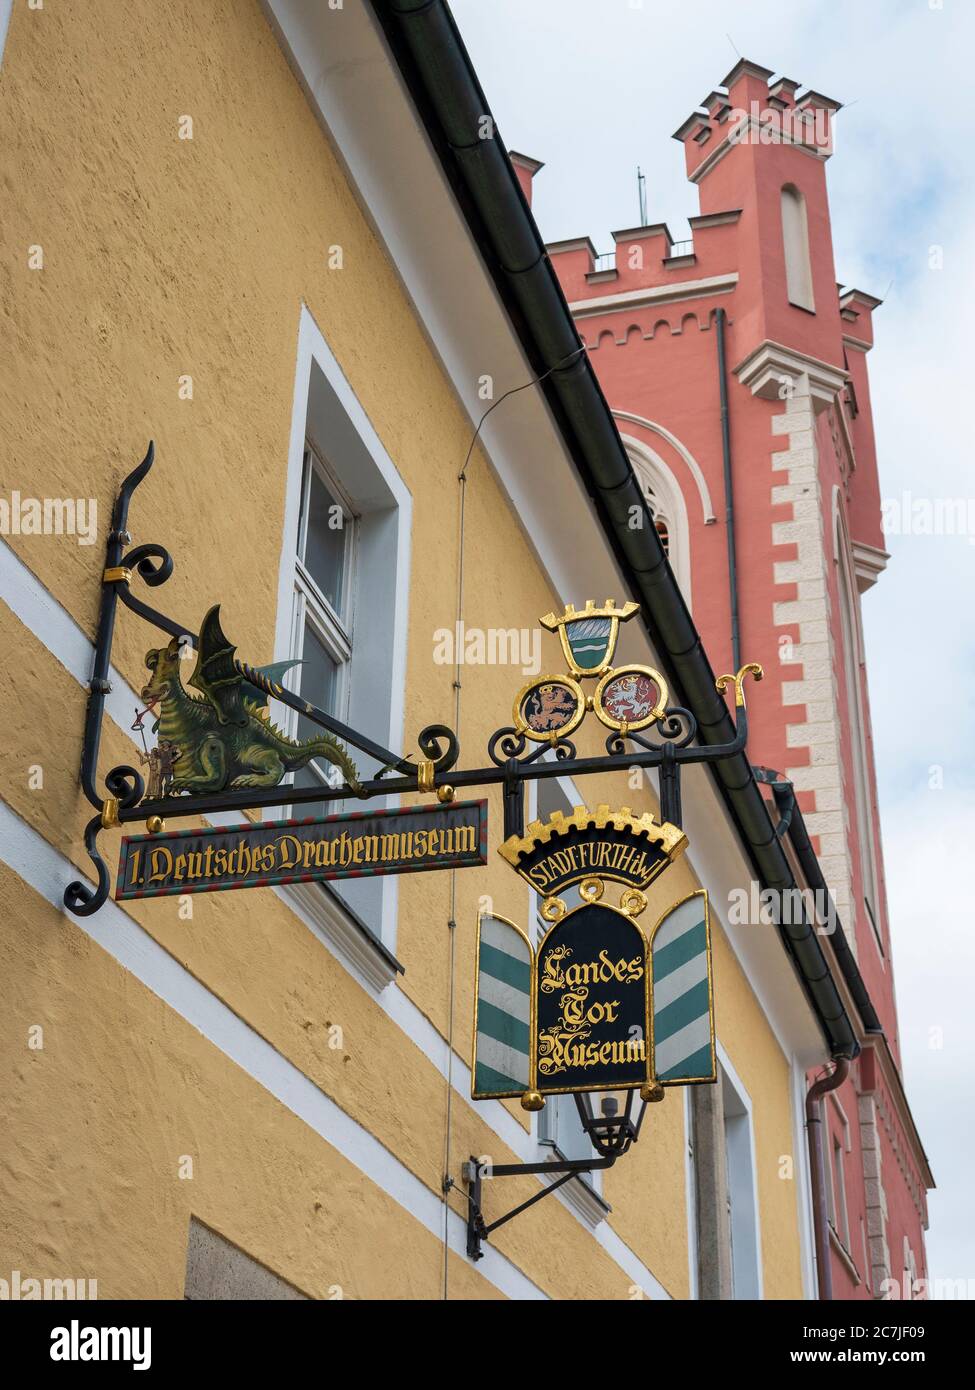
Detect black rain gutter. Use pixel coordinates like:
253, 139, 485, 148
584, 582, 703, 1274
371, 0, 858, 1059
766, 779, 882, 1035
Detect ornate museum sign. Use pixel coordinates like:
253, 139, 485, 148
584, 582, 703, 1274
473, 806, 714, 1107
116, 800, 487, 901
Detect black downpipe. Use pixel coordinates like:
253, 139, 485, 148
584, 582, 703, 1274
716, 308, 741, 673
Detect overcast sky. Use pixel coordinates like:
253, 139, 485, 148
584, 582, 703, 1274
451, 0, 973, 1292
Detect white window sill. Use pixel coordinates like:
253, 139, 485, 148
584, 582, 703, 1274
277, 879, 403, 994
538, 1143, 612, 1230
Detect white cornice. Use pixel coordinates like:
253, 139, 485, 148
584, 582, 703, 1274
612, 222, 672, 245
852, 540, 890, 592
688, 209, 742, 230
734, 339, 848, 413
567, 272, 738, 319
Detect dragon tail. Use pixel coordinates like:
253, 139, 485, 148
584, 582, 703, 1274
286, 735, 363, 795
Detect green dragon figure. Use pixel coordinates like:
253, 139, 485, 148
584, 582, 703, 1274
140, 606, 362, 796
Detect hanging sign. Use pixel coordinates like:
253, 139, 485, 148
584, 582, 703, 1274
473, 806, 714, 1107
535, 883, 651, 1095
498, 803, 686, 896
116, 799, 487, 901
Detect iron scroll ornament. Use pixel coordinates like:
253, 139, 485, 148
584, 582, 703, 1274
66, 445, 762, 916
64, 445, 459, 916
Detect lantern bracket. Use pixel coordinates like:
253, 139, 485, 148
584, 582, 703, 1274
462, 1152, 617, 1262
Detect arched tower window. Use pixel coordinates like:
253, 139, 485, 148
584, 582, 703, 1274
622, 434, 692, 605
781, 184, 815, 312
643, 482, 671, 556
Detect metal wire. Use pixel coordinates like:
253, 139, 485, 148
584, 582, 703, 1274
441, 345, 585, 1297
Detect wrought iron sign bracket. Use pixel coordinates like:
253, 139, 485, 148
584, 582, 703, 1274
462, 1152, 617, 1262
66, 444, 763, 919
66, 444, 460, 917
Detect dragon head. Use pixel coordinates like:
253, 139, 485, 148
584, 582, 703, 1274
141, 637, 184, 705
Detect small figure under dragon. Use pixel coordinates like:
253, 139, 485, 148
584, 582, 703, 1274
140, 605, 361, 796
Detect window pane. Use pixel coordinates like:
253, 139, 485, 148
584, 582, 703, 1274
297, 622, 339, 734
291, 626, 340, 818
301, 463, 347, 617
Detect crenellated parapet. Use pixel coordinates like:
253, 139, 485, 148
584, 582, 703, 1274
672, 58, 841, 185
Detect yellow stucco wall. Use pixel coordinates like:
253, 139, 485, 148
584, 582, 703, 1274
0, 0, 805, 1297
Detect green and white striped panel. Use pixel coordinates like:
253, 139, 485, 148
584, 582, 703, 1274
473, 912, 532, 1099
651, 891, 715, 1084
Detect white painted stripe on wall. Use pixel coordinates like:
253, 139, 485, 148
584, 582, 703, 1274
0, 800, 545, 1302
0, 521, 672, 1301
0, 538, 143, 739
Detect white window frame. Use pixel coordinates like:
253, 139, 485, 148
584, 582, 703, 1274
290, 442, 358, 795
622, 434, 693, 606
717, 1042, 764, 1299
271, 304, 412, 984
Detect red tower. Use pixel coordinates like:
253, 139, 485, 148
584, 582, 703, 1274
536, 58, 932, 1298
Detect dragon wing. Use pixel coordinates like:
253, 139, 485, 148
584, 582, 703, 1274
188, 605, 248, 726
241, 658, 304, 709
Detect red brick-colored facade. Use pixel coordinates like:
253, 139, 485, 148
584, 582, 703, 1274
525, 58, 932, 1298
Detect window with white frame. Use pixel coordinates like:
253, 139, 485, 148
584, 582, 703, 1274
622, 435, 693, 605
644, 482, 672, 557
273, 308, 411, 967
290, 441, 358, 816
721, 1061, 761, 1299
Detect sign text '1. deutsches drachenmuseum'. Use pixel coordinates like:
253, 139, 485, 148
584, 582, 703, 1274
116, 799, 487, 901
